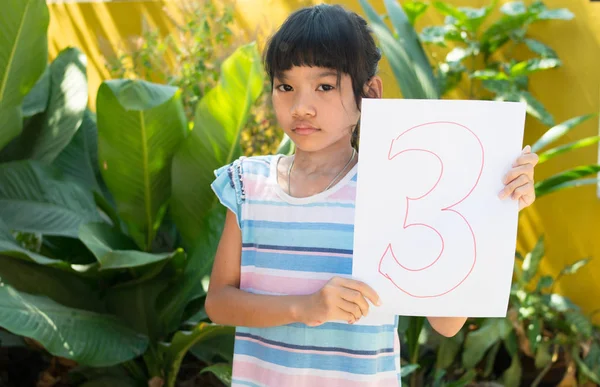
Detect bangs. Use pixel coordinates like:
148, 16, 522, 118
264, 5, 366, 85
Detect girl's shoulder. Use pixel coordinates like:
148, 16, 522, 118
211, 155, 278, 223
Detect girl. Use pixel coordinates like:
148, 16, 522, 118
205, 4, 539, 386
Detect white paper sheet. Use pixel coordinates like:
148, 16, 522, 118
352, 99, 526, 318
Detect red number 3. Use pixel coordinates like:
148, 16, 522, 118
378, 121, 485, 298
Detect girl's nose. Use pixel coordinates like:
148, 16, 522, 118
291, 91, 316, 118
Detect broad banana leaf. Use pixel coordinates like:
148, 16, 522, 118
171, 42, 264, 246
79, 222, 184, 270
0, 218, 65, 266
97, 79, 187, 251
0, 160, 101, 237
160, 323, 233, 387
0, 0, 49, 149
531, 113, 597, 153
53, 109, 101, 191
359, 0, 438, 99
0, 255, 103, 312
0, 282, 148, 367
27, 48, 88, 163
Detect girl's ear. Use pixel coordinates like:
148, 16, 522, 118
364, 76, 383, 99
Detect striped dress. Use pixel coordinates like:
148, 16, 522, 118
211, 155, 401, 387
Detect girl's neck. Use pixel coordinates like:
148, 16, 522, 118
291, 142, 357, 178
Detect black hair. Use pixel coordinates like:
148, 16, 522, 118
263, 4, 382, 147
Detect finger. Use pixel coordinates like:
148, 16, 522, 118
513, 152, 539, 167
338, 278, 381, 306
519, 192, 536, 210
335, 307, 357, 324
512, 183, 534, 201
503, 164, 534, 184
340, 288, 369, 317
499, 175, 529, 199
339, 299, 364, 320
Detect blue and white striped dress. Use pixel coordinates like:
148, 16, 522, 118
211, 155, 401, 387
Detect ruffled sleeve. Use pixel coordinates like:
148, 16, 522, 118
210, 157, 245, 228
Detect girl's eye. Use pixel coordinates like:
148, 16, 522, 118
318, 84, 335, 92
276, 84, 293, 92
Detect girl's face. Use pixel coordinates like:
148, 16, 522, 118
271, 65, 361, 153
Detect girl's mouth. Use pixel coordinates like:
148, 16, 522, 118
292, 127, 320, 135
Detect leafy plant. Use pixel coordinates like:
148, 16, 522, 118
458, 237, 600, 386
103, 0, 282, 158
358, 1, 599, 386
0, 1, 265, 385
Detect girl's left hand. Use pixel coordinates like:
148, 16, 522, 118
499, 145, 539, 211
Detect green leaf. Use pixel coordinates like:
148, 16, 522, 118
384, 0, 438, 98
200, 363, 232, 386
400, 364, 420, 377
420, 26, 453, 46
483, 341, 501, 377
53, 109, 102, 192
0, 282, 148, 367
531, 113, 596, 153
462, 318, 511, 368
521, 236, 544, 284
360, 0, 437, 99
471, 70, 508, 80
482, 79, 512, 95
542, 293, 579, 312
537, 8, 574, 21
446, 369, 477, 387
535, 165, 600, 197
104, 276, 169, 341
97, 79, 187, 251
500, 1, 527, 16
510, 58, 562, 77
456, 2, 498, 33
518, 90, 555, 127
29, 48, 88, 163
0, 255, 103, 312
0, 0, 49, 150
524, 38, 557, 58
436, 330, 463, 369
79, 222, 183, 270
565, 312, 593, 338
526, 319, 542, 353
433, 2, 466, 22
276, 134, 295, 156
481, 13, 531, 55
535, 275, 553, 292
502, 352, 522, 386
538, 136, 600, 164
534, 341, 553, 368
573, 346, 600, 384
559, 258, 591, 276
536, 177, 598, 197
0, 219, 64, 266
156, 205, 224, 335
22, 67, 50, 117
402, 1, 429, 25
171, 42, 264, 246
583, 342, 600, 380
190, 325, 235, 363
161, 323, 233, 386
0, 160, 101, 237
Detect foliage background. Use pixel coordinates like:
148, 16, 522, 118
44, 0, 599, 324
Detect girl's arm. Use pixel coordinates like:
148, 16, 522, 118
205, 210, 380, 328
427, 317, 467, 337
205, 210, 304, 327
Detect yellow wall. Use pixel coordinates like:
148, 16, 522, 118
47, 0, 600, 320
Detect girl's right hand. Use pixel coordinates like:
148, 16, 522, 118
296, 277, 381, 326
